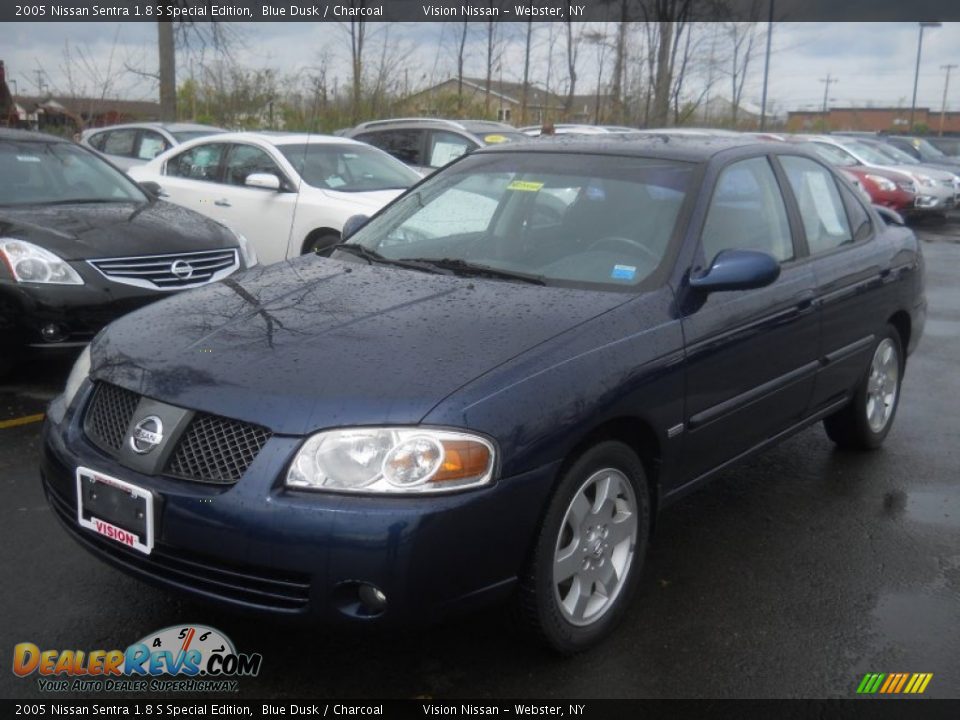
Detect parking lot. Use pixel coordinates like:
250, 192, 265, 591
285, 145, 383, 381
1, 214, 958, 700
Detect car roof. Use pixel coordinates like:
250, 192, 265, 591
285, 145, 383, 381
474, 133, 792, 162
177, 131, 364, 147
0, 127, 69, 143
83, 122, 225, 134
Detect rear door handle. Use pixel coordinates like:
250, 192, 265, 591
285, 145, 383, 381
214, 199, 231, 207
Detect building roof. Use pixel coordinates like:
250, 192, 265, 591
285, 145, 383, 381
13, 95, 161, 119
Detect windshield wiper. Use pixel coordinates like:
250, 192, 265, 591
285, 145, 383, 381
402, 258, 546, 285
327, 243, 447, 274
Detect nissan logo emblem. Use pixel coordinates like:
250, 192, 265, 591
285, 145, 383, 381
130, 416, 164, 454
170, 260, 195, 280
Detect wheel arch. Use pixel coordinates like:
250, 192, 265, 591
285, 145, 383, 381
887, 310, 911, 366
301, 227, 341, 255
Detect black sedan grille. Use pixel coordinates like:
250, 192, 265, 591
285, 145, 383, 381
83, 382, 271, 485
84, 383, 140, 452
166, 413, 272, 485
88, 248, 239, 290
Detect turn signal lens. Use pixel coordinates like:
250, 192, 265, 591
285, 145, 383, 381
434, 440, 493, 483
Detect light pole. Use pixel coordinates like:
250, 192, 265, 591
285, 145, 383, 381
909, 21, 942, 132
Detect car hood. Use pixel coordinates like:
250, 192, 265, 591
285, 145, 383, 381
874, 163, 955, 182
316, 188, 405, 211
0, 200, 233, 260
91, 257, 630, 435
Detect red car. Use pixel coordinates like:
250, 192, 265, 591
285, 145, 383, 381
795, 139, 917, 214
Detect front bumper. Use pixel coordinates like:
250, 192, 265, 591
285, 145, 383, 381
0, 279, 162, 353
40, 385, 558, 624
912, 187, 957, 212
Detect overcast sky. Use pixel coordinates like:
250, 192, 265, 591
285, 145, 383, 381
4, 21, 959, 116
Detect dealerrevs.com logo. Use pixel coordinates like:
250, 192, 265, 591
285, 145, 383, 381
13, 624, 262, 693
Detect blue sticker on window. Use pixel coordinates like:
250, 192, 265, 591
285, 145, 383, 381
611, 264, 637, 280
586, 184, 606, 201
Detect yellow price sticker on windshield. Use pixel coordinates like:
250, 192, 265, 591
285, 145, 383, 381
507, 180, 544, 192
484, 134, 510, 144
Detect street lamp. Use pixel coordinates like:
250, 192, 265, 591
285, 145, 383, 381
909, 21, 942, 132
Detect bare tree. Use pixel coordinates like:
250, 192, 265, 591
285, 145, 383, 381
484, 12, 501, 117
724, 17, 763, 125
520, 18, 535, 126
563, 20, 583, 119
456, 22, 470, 113
154, 3, 238, 120
639, 0, 698, 127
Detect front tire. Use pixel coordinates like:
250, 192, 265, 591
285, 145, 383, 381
518, 441, 650, 654
303, 231, 340, 256
824, 326, 903, 450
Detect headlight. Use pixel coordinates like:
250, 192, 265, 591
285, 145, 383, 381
915, 174, 936, 188
865, 174, 897, 192
63, 344, 91, 408
0, 239, 83, 285
286, 428, 496, 494
896, 179, 917, 193
231, 228, 259, 268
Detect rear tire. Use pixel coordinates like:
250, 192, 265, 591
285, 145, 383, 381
823, 326, 903, 450
518, 441, 650, 654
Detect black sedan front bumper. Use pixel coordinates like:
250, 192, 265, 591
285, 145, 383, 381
0, 279, 163, 354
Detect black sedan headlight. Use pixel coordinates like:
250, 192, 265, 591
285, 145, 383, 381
0, 239, 83, 285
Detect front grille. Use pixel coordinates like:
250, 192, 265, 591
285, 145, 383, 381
44, 478, 310, 612
88, 248, 239, 290
166, 413, 272, 484
84, 383, 139, 451
83, 382, 271, 485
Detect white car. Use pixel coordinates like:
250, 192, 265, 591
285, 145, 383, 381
128, 133, 421, 264
80, 122, 227, 170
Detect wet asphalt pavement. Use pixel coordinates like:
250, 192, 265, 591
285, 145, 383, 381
1, 217, 959, 700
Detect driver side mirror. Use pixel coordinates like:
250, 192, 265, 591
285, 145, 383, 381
245, 173, 282, 191
689, 249, 780, 293
341, 214, 369, 241
138, 181, 166, 199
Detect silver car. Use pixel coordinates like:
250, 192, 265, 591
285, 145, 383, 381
80, 123, 226, 171
798, 135, 958, 214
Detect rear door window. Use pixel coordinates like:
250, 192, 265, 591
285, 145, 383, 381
101, 129, 137, 158
427, 130, 475, 168
779, 155, 853, 255
356, 129, 424, 166
137, 131, 169, 161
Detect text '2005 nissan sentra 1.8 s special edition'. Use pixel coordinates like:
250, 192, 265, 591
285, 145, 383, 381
42, 135, 925, 653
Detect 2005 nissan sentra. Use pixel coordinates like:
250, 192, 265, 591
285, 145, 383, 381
41, 136, 925, 653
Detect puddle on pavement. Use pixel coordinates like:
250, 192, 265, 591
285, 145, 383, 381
921, 319, 960, 338
883, 490, 960, 528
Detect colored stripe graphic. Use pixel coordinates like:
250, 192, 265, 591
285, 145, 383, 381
857, 673, 932, 694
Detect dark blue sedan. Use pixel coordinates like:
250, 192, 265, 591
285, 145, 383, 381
41, 136, 925, 653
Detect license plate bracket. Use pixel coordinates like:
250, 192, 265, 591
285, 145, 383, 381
76, 467, 154, 555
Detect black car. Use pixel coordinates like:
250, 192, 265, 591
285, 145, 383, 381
42, 136, 925, 653
0, 129, 258, 375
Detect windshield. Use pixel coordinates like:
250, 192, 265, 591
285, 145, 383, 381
279, 143, 420, 192
171, 129, 225, 142
928, 137, 960, 157
871, 143, 920, 164
0, 140, 147, 206
340, 152, 694, 290
911, 138, 946, 159
844, 141, 905, 165
810, 143, 857, 166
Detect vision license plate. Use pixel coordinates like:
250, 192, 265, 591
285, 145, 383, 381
76, 467, 154, 555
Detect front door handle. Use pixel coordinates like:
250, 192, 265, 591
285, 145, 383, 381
795, 290, 816, 312
214, 199, 231, 207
